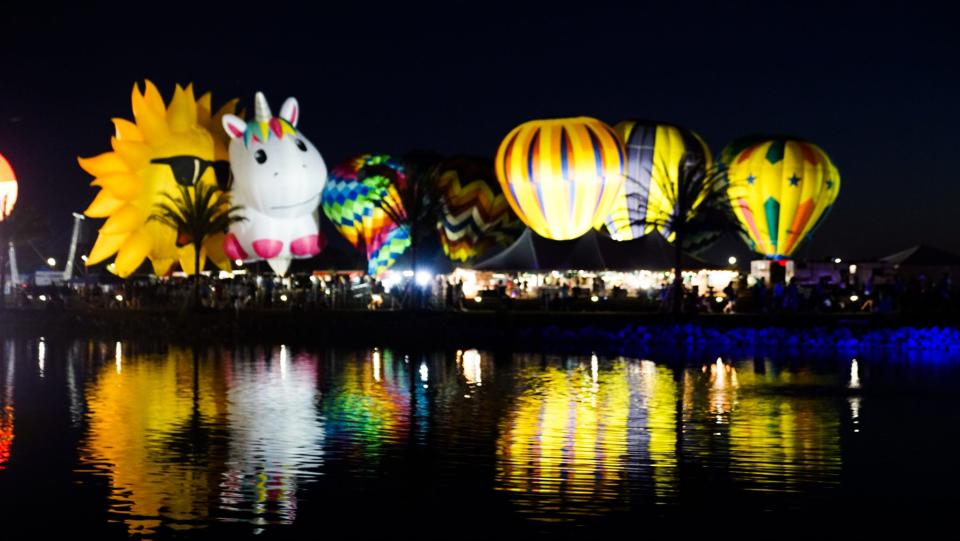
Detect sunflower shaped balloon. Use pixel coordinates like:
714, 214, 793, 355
80, 81, 238, 277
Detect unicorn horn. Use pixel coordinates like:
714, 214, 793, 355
254, 91, 272, 122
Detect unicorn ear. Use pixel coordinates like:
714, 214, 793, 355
279, 97, 300, 127
222, 114, 247, 139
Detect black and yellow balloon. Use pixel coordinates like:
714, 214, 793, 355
602, 120, 712, 241
725, 138, 840, 258
495, 117, 625, 240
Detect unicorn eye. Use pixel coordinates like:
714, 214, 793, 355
255, 149, 267, 164
295, 139, 307, 152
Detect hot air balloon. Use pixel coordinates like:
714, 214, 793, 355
601, 120, 712, 241
495, 117, 625, 240
321, 154, 410, 275
221, 92, 328, 276
80, 80, 238, 277
435, 156, 521, 262
725, 138, 840, 259
716, 134, 767, 169
0, 153, 16, 220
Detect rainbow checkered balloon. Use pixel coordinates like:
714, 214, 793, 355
321, 154, 411, 275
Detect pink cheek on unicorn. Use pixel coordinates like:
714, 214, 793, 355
290, 234, 326, 256
252, 239, 283, 259
223, 233, 249, 260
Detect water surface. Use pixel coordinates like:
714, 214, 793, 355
0, 338, 957, 537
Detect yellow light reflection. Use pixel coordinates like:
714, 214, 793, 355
80, 346, 229, 535
495, 355, 632, 518
708, 359, 842, 494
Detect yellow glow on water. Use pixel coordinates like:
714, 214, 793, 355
80, 347, 228, 535
702, 359, 843, 493
495, 356, 631, 517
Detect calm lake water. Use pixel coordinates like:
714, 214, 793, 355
0, 337, 957, 537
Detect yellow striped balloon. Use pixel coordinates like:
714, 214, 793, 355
603, 120, 712, 241
495, 117, 625, 240
726, 138, 840, 258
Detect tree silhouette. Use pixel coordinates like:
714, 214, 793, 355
149, 183, 244, 308
618, 155, 745, 314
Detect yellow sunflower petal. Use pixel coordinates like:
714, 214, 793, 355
178, 244, 206, 276
131, 85, 169, 142
111, 118, 143, 142
99, 204, 144, 234
110, 139, 153, 171
196, 92, 212, 125
141, 80, 166, 115
167, 84, 197, 133
91, 173, 143, 200
87, 232, 129, 265
150, 257, 174, 277
211, 97, 240, 160
78, 152, 129, 177
203, 233, 231, 271
114, 230, 152, 278
84, 189, 127, 217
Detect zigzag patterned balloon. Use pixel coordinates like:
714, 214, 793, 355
321, 154, 410, 275
435, 156, 521, 262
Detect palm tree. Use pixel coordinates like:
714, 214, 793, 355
149, 182, 244, 308
0, 205, 48, 309
620, 155, 745, 314
364, 151, 444, 308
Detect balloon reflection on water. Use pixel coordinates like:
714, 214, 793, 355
80, 346, 230, 534
322, 349, 410, 460
0, 342, 14, 470
495, 355, 637, 519
219, 345, 324, 529
683, 357, 843, 497
78, 344, 325, 536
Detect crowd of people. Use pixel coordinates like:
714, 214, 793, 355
4, 270, 957, 315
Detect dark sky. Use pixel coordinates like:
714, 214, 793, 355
1, 1, 957, 264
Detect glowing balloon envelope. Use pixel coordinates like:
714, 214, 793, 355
725, 138, 840, 258
435, 156, 521, 262
221, 92, 327, 276
495, 117, 625, 240
602, 120, 712, 241
321, 154, 410, 275
0, 153, 16, 220
80, 80, 238, 277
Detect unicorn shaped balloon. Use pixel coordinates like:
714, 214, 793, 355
221, 92, 327, 275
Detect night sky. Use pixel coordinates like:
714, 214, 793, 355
1, 1, 957, 266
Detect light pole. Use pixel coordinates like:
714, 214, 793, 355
64, 212, 85, 281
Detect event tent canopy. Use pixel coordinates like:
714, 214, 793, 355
880, 244, 960, 267
473, 229, 720, 272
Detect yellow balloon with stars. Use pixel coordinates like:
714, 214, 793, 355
725, 138, 840, 259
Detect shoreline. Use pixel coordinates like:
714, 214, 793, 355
3, 308, 960, 355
